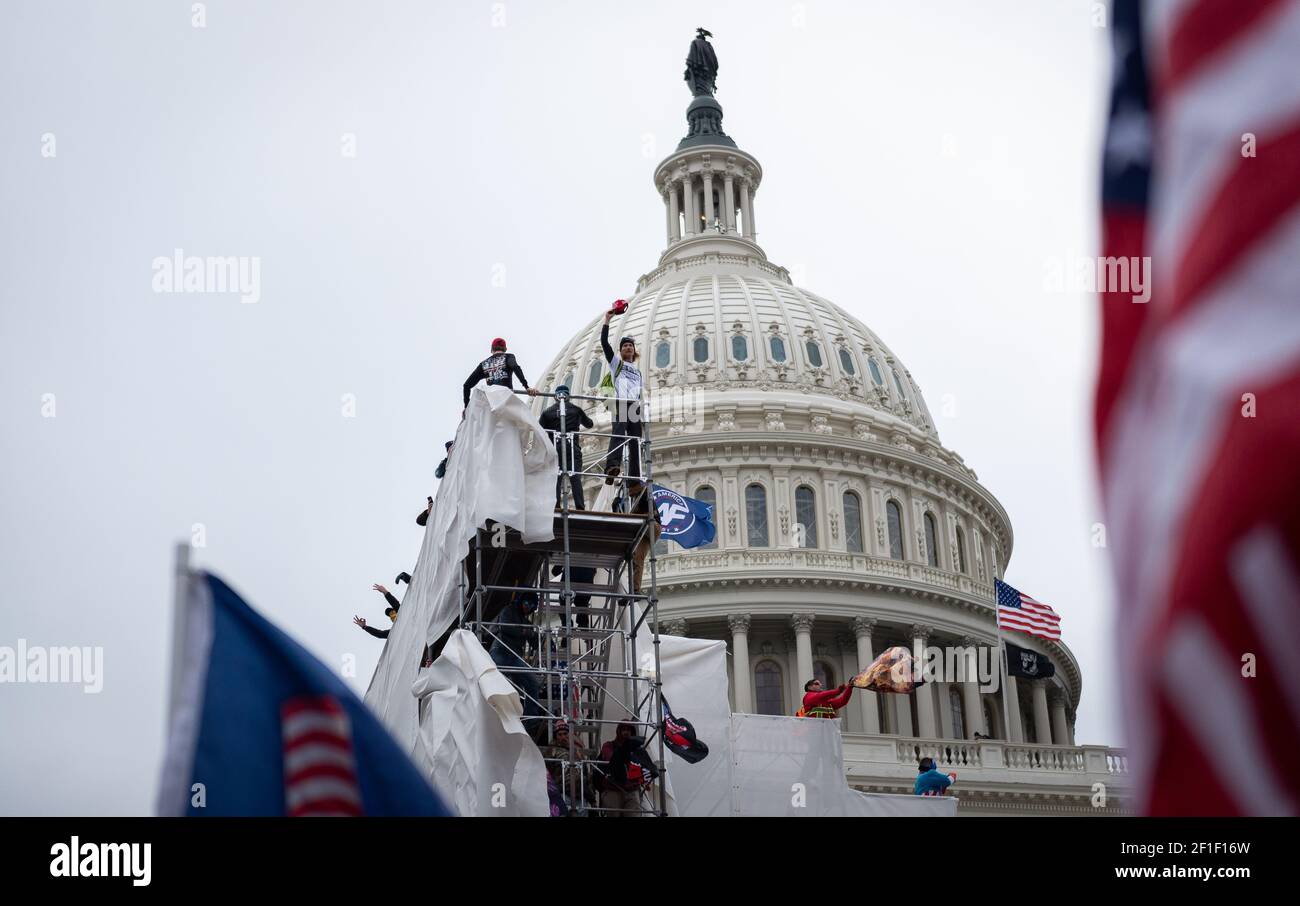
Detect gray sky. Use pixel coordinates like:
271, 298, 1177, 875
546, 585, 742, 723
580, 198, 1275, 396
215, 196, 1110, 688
0, 0, 1114, 815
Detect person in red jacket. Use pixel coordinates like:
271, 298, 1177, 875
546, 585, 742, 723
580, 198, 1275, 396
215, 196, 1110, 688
799, 677, 855, 718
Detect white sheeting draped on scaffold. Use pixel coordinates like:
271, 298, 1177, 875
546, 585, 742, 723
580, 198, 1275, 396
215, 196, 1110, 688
650, 634, 957, 817
411, 629, 548, 816
365, 385, 557, 755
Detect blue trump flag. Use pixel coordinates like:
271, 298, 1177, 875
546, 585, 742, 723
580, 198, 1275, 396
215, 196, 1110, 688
157, 571, 449, 817
651, 484, 716, 549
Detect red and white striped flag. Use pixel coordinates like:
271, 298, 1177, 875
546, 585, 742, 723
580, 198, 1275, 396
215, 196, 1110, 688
1097, 0, 1300, 816
994, 579, 1062, 641
281, 696, 363, 817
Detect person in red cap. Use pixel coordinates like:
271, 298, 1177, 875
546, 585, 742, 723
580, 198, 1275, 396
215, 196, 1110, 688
797, 677, 855, 718
463, 338, 538, 408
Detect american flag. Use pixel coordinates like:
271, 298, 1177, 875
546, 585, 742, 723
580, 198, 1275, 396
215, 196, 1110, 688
1097, 0, 1300, 816
994, 579, 1061, 641
281, 695, 363, 817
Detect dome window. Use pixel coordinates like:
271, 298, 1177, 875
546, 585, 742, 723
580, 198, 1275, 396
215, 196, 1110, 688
892, 367, 908, 399
769, 336, 787, 362
745, 483, 769, 547
795, 485, 818, 548
806, 341, 823, 368
886, 500, 904, 560
695, 486, 717, 548
562, 371, 574, 390
843, 491, 864, 554
924, 512, 939, 567
868, 357, 884, 386
693, 336, 710, 363
587, 360, 604, 388
956, 526, 968, 575
655, 340, 672, 369
839, 348, 855, 375
731, 334, 749, 362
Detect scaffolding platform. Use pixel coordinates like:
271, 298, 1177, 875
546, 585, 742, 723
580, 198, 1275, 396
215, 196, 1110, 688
456, 390, 665, 816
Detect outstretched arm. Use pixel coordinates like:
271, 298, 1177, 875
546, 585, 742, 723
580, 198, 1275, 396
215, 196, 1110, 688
600, 316, 615, 364
829, 684, 855, 709
463, 364, 484, 407
509, 355, 533, 393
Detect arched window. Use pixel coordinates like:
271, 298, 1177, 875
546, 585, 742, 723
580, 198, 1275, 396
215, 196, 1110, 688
754, 660, 785, 715
731, 335, 749, 361
887, 500, 904, 560
956, 527, 968, 574
924, 512, 939, 567
769, 336, 787, 362
693, 336, 710, 363
745, 484, 769, 548
868, 357, 884, 386
562, 371, 574, 390
988, 542, 999, 579
950, 687, 966, 739
695, 485, 717, 549
587, 359, 603, 388
892, 367, 908, 399
814, 660, 835, 690
843, 491, 864, 554
795, 485, 818, 548
806, 341, 823, 368
982, 700, 997, 739
654, 341, 671, 369
839, 348, 855, 375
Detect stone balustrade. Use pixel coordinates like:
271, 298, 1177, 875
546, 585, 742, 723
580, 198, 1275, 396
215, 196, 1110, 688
655, 548, 994, 601
843, 732, 1129, 807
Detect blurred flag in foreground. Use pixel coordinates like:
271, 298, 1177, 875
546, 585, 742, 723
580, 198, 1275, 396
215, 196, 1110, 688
157, 571, 449, 816
1097, 0, 1300, 815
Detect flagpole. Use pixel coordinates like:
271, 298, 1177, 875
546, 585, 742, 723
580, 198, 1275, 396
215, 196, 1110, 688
996, 611, 1013, 744
167, 541, 192, 735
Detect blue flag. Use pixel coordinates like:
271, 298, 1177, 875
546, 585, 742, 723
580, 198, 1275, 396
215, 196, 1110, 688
157, 572, 450, 817
651, 484, 716, 549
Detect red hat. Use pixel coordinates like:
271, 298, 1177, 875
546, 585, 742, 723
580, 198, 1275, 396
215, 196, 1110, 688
611, 299, 628, 314
491, 337, 507, 350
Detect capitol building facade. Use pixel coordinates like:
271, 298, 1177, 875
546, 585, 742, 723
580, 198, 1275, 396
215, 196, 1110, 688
534, 43, 1129, 816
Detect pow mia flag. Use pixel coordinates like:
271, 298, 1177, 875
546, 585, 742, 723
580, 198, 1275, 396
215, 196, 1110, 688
1005, 641, 1055, 680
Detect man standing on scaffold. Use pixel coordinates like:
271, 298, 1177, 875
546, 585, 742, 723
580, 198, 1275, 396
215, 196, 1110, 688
600, 301, 645, 496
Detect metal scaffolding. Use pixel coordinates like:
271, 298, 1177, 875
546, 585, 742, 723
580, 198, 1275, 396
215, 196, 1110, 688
458, 389, 665, 816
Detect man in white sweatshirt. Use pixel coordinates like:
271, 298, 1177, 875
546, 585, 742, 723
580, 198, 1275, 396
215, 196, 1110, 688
600, 308, 645, 490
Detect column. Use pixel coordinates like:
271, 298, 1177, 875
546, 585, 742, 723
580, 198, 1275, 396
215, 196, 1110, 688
739, 180, 753, 238
791, 614, 814, 691
723, 173, 736, 232
683, 174, 696, 235
702, 170, 715, 230
1004, 675, 1024, 742
960, 635, 985, 738
837, 633, 862, 732
911, 624, 938, 737
1032, 681, 1053, 745
936, 682, 955, 739
668, 181, 681, 242
1049, 689, 1070, 746
853, 617, 880, 733
728, 614, 753, 713
663, 618, 688, 637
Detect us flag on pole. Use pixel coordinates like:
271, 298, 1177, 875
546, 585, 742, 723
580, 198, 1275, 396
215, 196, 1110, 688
1096, 0, 1300, 816
994, 579, 1061, 641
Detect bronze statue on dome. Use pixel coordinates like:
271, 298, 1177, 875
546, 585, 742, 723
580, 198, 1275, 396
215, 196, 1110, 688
684, 28, 719, 97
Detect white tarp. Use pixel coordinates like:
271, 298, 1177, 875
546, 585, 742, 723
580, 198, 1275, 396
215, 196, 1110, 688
411, 629, 548, 817
365, 385, 557, 754
650, 633, 957, 817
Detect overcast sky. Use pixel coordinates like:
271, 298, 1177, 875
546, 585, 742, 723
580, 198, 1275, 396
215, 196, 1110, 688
0, 0, 1113, 815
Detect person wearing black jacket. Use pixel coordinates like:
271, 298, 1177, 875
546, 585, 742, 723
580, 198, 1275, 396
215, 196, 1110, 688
463, 337, 538, 408
538, 385, 593, 509
352, 583, 402, 639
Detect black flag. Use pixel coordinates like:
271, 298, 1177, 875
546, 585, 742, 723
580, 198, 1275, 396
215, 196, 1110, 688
1005, 641, 1055, 679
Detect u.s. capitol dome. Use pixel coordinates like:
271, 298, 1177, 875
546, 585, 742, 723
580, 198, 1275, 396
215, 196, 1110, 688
533, 35, 1127, 814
